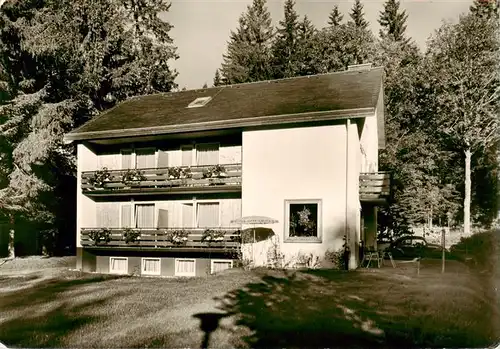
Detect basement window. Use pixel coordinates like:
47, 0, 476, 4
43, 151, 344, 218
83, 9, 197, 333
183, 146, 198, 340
187, 96, 212, 108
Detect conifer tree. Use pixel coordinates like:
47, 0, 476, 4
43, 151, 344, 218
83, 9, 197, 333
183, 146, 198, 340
271, 0, 300, 78
296, 15, 320, 76
345, 0, 375, 65
220, 0, 274, 83
378, 0, 409, 42
349, 0, 368, 30
327, 5, 343, 27
213, 69, 222, 86
0, 0, 179, 255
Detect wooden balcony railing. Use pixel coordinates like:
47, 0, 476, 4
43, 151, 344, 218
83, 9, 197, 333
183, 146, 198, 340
80, 227, 242, 252
359, 171, 391, 203
81, 164, 242, 196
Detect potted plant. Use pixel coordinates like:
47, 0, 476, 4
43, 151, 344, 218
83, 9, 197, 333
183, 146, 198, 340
165, 229, 189, 245
88, 167, 112, 189
121, 169, 147, 185
202, 229, 226, 244
123, 227, 141, 244
88, 228, 111, 245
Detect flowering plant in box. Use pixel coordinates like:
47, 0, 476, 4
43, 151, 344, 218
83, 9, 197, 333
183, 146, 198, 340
88, 167, 111, 188
88, 228, 111, 245
121, 169, 147, 184
202, 165, 227, 179
165, 229, 189, 244
202, 229, 225, 243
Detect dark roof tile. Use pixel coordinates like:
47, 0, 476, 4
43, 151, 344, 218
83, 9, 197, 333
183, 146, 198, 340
65, 67, 383, 141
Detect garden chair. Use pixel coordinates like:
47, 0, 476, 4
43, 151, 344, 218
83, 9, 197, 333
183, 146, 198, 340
361, 247, 382, 268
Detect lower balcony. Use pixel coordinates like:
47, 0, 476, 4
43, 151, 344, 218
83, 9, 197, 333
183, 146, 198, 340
81, 227, 241, 253
81, 164, 242, 196
359, 171, 391, 204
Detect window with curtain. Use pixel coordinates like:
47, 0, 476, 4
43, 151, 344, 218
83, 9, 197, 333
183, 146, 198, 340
135, 204, 155, 228
142, 258, 160, 275
211, 260, 232, 274
197, 202, 219, 228
136, 148, 156, 169
196, 143, 219, 166
175, 259, 195, 276
110, 257, 128, 274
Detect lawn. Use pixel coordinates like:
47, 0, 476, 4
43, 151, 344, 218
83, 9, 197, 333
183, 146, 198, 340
0, 256, 498, 348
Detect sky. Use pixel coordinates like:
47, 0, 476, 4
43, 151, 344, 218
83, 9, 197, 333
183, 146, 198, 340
162, 0, 473, 90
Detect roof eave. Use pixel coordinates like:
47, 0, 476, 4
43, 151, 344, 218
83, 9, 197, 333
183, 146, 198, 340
63, 107, 376, 143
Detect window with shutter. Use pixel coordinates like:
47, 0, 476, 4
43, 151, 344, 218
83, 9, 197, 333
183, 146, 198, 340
182, 203, 193, 228
196, 143, 219, 166
181, 145, 193, 166
157, 150, 169, 168
121, 204, 132, 227
136, 148, 156, 169
175, 259, 195, 276
121, 149, 133, 169
197, 203, 219, 228
97, 204, 119, 228
157, 209, 168, 228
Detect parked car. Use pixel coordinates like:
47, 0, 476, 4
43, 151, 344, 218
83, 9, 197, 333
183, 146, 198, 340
386, 236, 444, 260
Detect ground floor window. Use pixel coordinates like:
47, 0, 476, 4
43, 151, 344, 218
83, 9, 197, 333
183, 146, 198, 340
109, 257, 128, 274
211, 260, 232, 274
175, 258, 196, 277
284, 199, 322, 242
141, 258, 161, 276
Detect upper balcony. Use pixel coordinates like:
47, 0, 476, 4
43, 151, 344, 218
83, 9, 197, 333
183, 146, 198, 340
359, 171, 391, 204
82, 163, 242, 196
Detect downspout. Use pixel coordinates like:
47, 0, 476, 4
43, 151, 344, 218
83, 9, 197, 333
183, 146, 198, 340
345, 119, 350, 269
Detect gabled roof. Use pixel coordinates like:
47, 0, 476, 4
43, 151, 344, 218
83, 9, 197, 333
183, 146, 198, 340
64, 67, 384, 143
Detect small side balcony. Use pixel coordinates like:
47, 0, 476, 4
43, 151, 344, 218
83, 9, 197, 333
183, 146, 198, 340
359, 171, 391, 204
81, 164, 242, 196
80, 227, 242, 253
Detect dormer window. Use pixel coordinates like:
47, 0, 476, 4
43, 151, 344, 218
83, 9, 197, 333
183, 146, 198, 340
187, 96, 212, 108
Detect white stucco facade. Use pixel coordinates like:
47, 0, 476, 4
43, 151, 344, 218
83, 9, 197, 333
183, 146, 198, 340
241, 122, 364, 268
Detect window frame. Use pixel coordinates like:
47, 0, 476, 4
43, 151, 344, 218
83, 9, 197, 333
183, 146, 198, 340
196, 201, 221, 228
141, 257, 161, 276
174, 258, 196, 277
284, 199, 322, 243
134, 203, 156, 229
210, 259, 233, 274
109, 257, 128, 274
195, 142, 220, 166
135, 147, 157, 169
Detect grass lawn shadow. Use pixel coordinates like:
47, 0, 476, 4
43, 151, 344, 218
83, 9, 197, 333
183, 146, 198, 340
0, 272, 128, 347
215, 263, 498, 349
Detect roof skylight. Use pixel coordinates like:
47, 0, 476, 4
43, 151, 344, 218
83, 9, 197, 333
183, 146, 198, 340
187, 96, 212, 108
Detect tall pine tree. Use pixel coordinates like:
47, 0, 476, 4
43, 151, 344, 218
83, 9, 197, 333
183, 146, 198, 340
378, 0, 409, 42
271, 0, 300, 78
0, 0, 179, 255
296, 15, 320, 76
345, 0, 375, 65
327, 5, 343, 27
220, 0, 274, 84
349, 0, 368, 30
